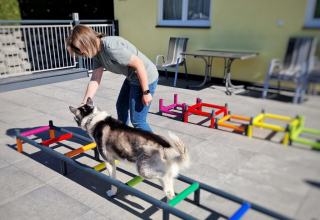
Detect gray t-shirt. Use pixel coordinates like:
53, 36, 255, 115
92, 36, 158, 85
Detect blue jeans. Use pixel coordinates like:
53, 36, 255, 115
116, 78, 158, 133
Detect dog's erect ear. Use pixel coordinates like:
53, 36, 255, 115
86, 97, 94, 107
69, 106, 77, 115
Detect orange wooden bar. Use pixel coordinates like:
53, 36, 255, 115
65, 143, 97, 158
41, 133, 73, 146
216, 113, 251, 133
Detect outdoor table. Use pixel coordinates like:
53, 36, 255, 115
181, 50, 258, 94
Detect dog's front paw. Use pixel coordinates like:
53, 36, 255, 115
106, 189, 117, 197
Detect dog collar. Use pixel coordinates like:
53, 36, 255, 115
84, 114, 95, 130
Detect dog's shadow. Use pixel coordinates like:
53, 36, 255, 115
6, 126, 227, 220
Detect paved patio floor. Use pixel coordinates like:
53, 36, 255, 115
0, 71, 320, 220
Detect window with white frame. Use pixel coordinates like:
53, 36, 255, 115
158, 0, 213, 27
304, 0, 320, 28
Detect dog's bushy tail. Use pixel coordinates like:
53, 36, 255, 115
166, 131, 190, 169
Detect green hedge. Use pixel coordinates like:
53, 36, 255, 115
0, 0, 21, 25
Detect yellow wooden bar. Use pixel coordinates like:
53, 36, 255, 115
49, 129, 55, 139
253, 122, 286, 132
265, 113, 293, 122
93, 160, 118, 171
253, 114, 264, 123
65, 143, 96, 158
93, 162, 106, 171
218, 115, 231, 123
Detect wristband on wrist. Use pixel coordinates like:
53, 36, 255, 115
81, 102, 86, 105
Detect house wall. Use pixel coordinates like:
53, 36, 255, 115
114, 0, 320, 85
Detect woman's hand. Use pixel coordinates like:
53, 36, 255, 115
142, 93, 152, 106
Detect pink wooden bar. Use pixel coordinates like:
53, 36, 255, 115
21, 126, 51, 137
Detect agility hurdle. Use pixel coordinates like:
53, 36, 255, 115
15, 120, 293, 220
289, 115, 320, 150
247, 110, 298, 146
214, 110, 251, 134
159, 94, 195, 120
184, 100, 228, 129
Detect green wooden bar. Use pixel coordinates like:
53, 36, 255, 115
168, 183, 199, 207
291, 126, 302, 139
302, 127, 320, 135
292, 137, 320, 149
126, 176, 144, 187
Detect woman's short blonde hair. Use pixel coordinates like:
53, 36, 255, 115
66, 24, 107, 58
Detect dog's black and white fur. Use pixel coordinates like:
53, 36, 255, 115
69, 97, 190, 199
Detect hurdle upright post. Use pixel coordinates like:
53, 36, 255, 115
228, 110, 231, 121
198, 99, 202, 115
181, 103, 186, 121
224, 103, 228, 116
247, 117, 253, 137
159, 99, 163, 116
283, 124, 290, 146
210, 110, 215, 129
174, 94, 178, 110
184, 105, 189, 123
15, 129, 23, 153
49, 120, 55, 139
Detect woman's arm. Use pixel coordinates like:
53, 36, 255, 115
127, 54, 152, 106
80, 66, 104, 107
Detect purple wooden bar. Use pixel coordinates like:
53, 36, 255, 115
159, 94, 195, 118
21, 126, 51, 137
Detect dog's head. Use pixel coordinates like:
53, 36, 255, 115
69, 97, 97, 130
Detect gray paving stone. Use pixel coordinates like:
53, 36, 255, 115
189, 139, 256, 173
0, 137, 30, 164
237, 154, 319, 197
0, 158, 9, 169
14, 156, 63, 184
0, 165, 45, 206
0, 98, 22, 113
295, 186, 320, 220
0, 107, 45, 124
48, 169, 108, 209
260, 142, 320, 169
208, 130, 267, 153
0, 185, 90, 220
77, 210, 110, 220
167, 119, 218, 140
220, 175, 301, 218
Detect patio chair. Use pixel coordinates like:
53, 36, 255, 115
155, 37, 189, 87
299, 57, 320, 103
262, 37, 317, 104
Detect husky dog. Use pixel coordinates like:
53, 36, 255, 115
69, 97, 190, 199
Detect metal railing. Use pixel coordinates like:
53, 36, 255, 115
0, 13, 117, 78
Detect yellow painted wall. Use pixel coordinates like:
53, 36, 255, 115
114, 0, 320, 85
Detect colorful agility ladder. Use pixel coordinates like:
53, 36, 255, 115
15, 121, 292, 220
289, 115, 320, 150
247, 110, 298, 146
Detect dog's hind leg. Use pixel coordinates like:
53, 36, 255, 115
161, 174, 175, 200
105, 161, 117, 197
